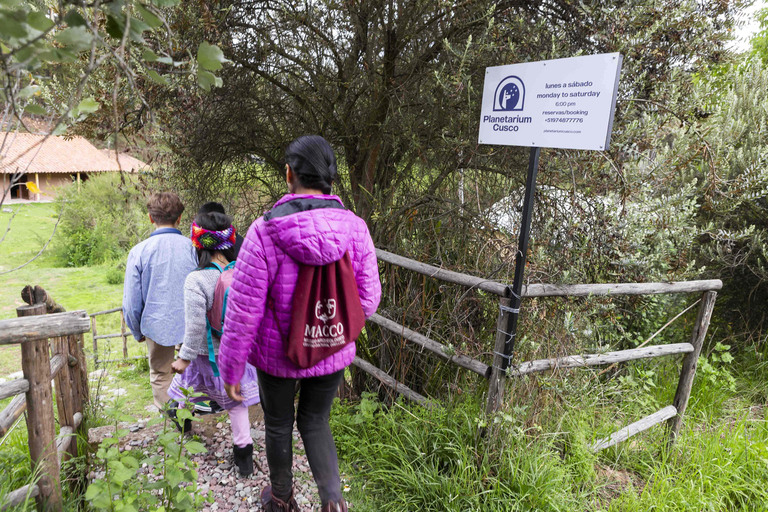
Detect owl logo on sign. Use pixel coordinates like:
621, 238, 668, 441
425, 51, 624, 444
493, 76, 525, 112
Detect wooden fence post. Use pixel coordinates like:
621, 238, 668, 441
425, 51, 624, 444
69, 333, 89, 421
485, 297, 511, 417
120, 311, 128, 359
668, 290, 717, 445
18, 304, 62, 512
91, 316, 98, 367
50, 333, 77, 462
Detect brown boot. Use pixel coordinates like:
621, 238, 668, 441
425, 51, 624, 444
321, 500, 348, 512
260, 486, 299, 512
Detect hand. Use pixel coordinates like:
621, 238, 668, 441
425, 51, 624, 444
171, 358, 191, 374
224, 382, 244, 402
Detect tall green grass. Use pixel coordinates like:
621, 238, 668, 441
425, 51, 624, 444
332, 357, 768, 512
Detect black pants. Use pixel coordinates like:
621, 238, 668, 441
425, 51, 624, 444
257, 369, 344, 505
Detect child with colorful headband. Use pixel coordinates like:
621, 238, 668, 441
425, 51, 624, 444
167, 210, 261, 477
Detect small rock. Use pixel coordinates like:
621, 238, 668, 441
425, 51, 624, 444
129, 425, 140, 433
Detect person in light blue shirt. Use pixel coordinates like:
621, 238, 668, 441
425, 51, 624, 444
123, 192, 198, 409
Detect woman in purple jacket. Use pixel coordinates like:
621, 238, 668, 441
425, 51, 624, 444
219, 136, 381, 512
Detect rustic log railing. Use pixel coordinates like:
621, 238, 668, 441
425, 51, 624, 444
361, 249, 721, 451
0, 305, 91, 512
90, 306, 143, 365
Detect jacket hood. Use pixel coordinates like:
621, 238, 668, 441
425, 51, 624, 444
263, 194, 354, 266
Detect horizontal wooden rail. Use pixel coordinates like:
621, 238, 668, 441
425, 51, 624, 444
508, 343, 694, 377
0, 354, 82, 436
90, 307, 122, 317
0, 394, 26, 437
0, 311, 90, 345
56, 412, 83, 464
50, 354, 66, 380
93, 333, 125, 341
352, 357, 432, 407
591, 405, 677, 451
522, 280, 722, 298
376, 249, 509, 297
369, 314, 491, 378
1, 484, 40, 512
0, 379, 29, 401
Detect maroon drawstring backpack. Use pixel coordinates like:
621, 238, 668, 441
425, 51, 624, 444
286, 252, 365, 369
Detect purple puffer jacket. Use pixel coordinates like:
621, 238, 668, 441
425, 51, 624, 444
219, 194, 381, 383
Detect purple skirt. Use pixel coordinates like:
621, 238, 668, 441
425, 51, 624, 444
168, 357, 260, 410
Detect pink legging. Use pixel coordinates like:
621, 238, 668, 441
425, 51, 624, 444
228, 403, 253, 448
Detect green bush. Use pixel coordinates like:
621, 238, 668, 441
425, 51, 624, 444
105, 267, 125, 285
53, 174, 149, 267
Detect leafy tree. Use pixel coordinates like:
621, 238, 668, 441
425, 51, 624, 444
0, 0, 227, 272
165, 0, 740, 236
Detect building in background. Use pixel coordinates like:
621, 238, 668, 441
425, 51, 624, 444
0, 133, 147, 202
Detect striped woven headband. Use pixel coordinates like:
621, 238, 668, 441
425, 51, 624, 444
190, 222, 236, 250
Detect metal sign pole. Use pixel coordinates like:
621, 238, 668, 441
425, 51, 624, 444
500, 146, 540, 371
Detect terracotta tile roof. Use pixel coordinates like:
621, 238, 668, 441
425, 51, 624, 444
100, 150, 149, 172
0, 133, 147, 174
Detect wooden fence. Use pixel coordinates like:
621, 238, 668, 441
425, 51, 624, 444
90, 307, 145, 366
0, 305, 91, 512
358, 249, 721, 450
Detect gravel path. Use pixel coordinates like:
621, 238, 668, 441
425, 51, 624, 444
89, 406, 340, 511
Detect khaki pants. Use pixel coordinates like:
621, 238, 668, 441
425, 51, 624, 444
146, 337, 175, 409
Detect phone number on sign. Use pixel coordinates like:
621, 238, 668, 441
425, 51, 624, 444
545, 117, 584, 123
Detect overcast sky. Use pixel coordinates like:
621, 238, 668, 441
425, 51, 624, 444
731, 1, 766, 52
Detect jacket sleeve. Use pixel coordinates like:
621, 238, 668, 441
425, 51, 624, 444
178, 274, 207, 362
218, 224, 269, 385
122, 248, 144, 341
355, 222, 382, 318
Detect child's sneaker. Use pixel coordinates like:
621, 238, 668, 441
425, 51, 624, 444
194, 401, 213, 414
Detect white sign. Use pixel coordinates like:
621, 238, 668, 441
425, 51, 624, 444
478, 53, 622, 151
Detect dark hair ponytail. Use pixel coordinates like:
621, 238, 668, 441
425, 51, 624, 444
284, 135, 337, 194
194, 211, 237, 270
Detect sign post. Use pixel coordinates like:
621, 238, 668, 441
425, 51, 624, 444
479, 53, 622, 373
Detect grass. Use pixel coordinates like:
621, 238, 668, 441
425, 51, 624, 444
331, 356, 768, 512
0, 203, 156, 423
3, 205, 768, 511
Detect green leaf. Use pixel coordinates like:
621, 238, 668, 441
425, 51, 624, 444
121, 455, 139, 469
108, 460, 126, 471
176, 408, 193, 421
111, 466, 136, 484
151, 0, 179, 7
197, 42, 228, 71
27, 11, 53, 31
51, 123, 67, 136
85, 482, 102, 500
54, 26, 92, 52
18, 85, 40, 99
64, 9, 87, 27
76, 97, 99, 115
147, 69, 168, 86
197, 69, 222, 91
105, 15, 123, 39
101, 437, 119, 446
142, 49, 158, 61
92, 491, 113, 509
166, 466, 183, 488
24, 104, 46, 115
184, 441, 207, 454
136, 3, 162, 29
0, 11, 29, 39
